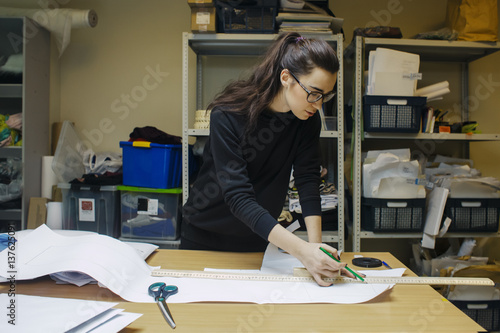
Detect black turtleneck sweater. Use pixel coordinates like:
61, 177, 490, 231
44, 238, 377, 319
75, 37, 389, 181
182, 106, 322, 252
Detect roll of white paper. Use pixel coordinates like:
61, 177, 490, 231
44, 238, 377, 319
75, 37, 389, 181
41, 156, 58, 200
415, 81, 449, 96
0, 7, 98, 55
46, 202, 63, 230
69, 9, 98, 28
424, 87, 451, 100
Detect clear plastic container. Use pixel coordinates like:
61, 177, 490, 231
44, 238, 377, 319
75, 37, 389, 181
58, 183, 120, 237
118, 185, 182, 240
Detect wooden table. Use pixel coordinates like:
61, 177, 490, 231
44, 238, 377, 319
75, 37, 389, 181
0, 250, 485, 332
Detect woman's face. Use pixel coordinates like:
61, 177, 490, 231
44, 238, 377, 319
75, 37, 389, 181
273, 67, 337, 120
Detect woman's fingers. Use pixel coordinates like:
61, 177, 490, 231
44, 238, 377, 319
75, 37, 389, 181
312, 273, 332, 287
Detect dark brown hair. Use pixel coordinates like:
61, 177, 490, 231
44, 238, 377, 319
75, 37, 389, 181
207, 32, 339, 133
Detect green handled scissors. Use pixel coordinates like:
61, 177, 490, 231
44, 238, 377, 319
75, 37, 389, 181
148, 282, 178, 329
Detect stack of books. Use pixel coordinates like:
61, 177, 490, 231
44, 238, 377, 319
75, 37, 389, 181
277, 2, 343, 36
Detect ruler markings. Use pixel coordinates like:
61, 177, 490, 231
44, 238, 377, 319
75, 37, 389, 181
151, 269, 494, 286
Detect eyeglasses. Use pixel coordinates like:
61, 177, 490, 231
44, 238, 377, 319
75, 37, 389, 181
288, 71, 336, 103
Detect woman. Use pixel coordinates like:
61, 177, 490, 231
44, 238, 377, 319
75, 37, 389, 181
181, 32, 354, 286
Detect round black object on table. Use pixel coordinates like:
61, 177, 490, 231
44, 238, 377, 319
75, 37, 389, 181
352, 257, 382, 268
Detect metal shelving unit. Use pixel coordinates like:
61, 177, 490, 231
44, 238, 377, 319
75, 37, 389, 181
181, 32, 345, 249
350, 36, 500, 251
0, 17, 50, 230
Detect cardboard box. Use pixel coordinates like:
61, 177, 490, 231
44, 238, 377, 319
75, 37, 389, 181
27, 197, 49, 229
190, 6, 216, 33
187, 0, 214, 7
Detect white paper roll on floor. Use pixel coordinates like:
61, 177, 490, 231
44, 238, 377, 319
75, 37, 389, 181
41, 156, 58, 200
46, 202, 63, 230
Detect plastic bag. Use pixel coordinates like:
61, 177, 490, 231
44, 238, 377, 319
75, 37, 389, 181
0, 158, 22, 203
446, 0, 498, 41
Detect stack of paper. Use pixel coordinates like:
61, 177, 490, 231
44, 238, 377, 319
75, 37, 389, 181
0, 294, 141, 332
276, 2, 343, 35
367, 48, 420, 96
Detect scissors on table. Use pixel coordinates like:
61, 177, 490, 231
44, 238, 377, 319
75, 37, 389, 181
148, 282, 178, 329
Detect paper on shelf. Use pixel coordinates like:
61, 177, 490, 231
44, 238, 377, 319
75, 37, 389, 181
367, 48, 420, 96
422, 87, 450, 101
423, 187, 449, 236
363, 152, 420, 198
415, 81, 449, 96
372, 71, 416, 96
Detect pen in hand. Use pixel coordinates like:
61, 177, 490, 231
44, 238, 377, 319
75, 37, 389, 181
319, 247, 365, 282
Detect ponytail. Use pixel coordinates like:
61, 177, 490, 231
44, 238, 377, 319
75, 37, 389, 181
207, 32, 339, 134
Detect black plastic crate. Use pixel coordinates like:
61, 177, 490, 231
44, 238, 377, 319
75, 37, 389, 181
451, 300, 500, 332
444, 198, 500, 232
361, 197, 426, 232
363, 95, 426, 133
215, 0, 278, 33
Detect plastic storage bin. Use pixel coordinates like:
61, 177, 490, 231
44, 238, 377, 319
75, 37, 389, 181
118, 186, 182, 240
450, 300, 500, 332
120, 141, 182, 189
215, 0, 278, 33
363, 96, 426, 133
59, 183, 120, 237
361, 197, 426, 232
444, 198, 500, 232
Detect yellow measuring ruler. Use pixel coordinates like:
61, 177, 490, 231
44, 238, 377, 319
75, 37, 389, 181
151, 269, 494, 286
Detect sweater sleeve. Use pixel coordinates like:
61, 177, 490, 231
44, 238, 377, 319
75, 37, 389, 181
208, 110, 278, 240
293, 112, 322, 217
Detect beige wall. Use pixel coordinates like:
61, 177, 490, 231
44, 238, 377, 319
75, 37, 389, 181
57, 0, 191, 152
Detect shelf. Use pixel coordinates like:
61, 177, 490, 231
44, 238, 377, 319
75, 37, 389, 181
0, 209, 22, 221
360, 231, 500, 239
188, 129, 340, 138
295, 230, 339, 243
0, 84, 23, 98
183, 32, 346, 251
320, 130, 339, 138
0, 17, 50, 230
349, 36, 500, 252
363, 132, 500, 141
188, 129, 209, 136
0, 146, 22, 158
188, 33, 339, 56
361, 38, 500, 62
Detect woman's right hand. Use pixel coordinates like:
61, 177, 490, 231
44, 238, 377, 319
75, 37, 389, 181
296, 242, 356, 286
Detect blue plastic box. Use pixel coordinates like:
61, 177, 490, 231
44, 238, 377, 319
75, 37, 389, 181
120, 141, 182, 189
